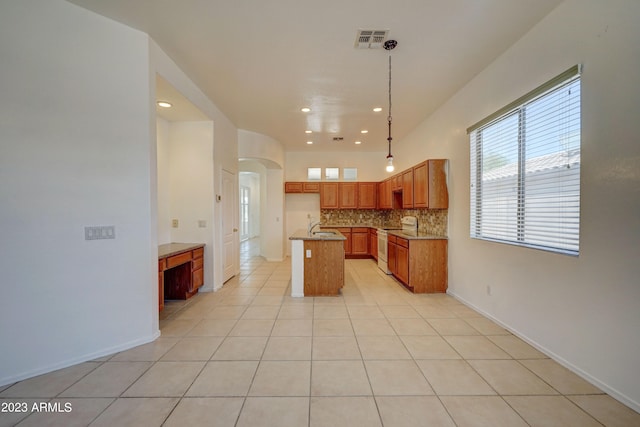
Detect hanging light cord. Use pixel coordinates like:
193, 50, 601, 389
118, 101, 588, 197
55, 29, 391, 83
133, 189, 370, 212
387, 53, 393, 158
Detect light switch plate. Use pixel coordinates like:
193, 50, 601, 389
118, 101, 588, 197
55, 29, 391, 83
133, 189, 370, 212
85, 225, 115, 240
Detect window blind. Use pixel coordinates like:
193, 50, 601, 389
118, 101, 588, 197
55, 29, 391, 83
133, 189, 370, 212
469, 67, 581, 255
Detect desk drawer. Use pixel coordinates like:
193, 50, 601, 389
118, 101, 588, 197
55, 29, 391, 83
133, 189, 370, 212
193, 247, 204, 259
193, 257, 203, 270
167, 251, 192, 268
192, 268, 204, 288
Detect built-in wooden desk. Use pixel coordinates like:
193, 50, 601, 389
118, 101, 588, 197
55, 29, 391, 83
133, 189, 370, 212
158, 243, 205, 311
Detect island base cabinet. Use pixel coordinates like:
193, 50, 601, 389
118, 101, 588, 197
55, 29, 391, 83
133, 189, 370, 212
303, 240, 345, 296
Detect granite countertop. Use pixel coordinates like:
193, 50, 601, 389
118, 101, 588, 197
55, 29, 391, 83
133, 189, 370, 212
387, 230, 448, 240
289, 229, 346, 241
158, 242, 205, 259
321, 223, 399, 229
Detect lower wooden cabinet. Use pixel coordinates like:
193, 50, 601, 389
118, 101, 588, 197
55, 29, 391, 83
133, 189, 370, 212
351, 228, 369, 255
369, 228, 378, 259
388, 237, 447, 293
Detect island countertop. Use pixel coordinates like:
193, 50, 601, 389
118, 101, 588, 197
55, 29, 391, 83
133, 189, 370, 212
289, 229, 346, 241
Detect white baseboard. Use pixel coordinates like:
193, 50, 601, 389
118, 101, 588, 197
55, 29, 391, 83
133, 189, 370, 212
0, 330, 160, 387
447, 290, 640, 413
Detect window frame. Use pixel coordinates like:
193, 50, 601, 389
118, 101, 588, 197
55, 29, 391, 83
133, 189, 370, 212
468, 65, 581, 256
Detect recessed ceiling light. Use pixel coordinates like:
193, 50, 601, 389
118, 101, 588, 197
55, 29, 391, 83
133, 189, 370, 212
355, 141, 362, 145
306, 141, 313, 145
305, 130, 312, 134
373, 107, 383, 112
157, 101, 172, 108
301, 107, 311, 113
361, 130, 368, 134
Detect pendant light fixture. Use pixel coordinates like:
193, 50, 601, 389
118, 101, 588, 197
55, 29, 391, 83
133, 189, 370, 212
384, 39, 397, 172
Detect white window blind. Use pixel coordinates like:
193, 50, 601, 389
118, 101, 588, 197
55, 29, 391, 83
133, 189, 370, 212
469, 66, 581, 255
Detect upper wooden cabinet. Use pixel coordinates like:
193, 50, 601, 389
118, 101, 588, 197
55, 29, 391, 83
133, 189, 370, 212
428, 159, 449, 208
402, 169, 414, 208
378, 179, 392, 209
285, 182, 320, 193
320, 182, 339, 208
357, 182, 377, 209
321, 181, 387, 209
413, 159, 448, 209
339, 182, 358, 209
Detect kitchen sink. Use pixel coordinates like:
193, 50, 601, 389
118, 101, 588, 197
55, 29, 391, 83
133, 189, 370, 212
312, 231, 337, 236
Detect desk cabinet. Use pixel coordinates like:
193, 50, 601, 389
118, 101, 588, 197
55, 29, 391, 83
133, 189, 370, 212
158, 243, 205, 311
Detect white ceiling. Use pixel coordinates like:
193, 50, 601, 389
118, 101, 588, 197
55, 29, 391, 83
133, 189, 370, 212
68, 0, 562, 152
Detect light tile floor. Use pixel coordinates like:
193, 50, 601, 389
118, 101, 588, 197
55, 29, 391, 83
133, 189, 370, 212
2, 238, 639, 426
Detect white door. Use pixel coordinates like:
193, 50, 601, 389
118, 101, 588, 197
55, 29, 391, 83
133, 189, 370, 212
222, 169, 237, 282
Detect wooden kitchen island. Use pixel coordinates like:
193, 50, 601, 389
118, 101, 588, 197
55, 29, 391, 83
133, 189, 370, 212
158, 243, 205, 311
289, 229, 345, 297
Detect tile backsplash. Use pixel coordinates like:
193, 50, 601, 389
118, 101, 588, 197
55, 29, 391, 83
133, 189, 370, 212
320, 208, 448, 236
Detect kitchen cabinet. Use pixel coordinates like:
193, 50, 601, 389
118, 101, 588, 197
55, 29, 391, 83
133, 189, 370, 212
388, 235, 397, 274
388, 236, 447, 293
339, 182, 358, 208
351, 227, 369, 255
303, 239, 344, 296
413, 159, 448, 208
335, 227, 352, 254
289, 230, 346, 297
284, 182, 320, 193
369, 228, 378, 259
392, 174, 402, 192
320, 183, 339, 208
378, 179, 392, 209
402, 169, 414, 208
395, 237, 409, 285
357, 182, 377, 209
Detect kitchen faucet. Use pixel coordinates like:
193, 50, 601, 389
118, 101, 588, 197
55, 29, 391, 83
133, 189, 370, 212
308, 219, 321, 235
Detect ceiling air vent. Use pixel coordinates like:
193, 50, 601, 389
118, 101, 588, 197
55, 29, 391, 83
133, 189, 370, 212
355, 30, 389, 49
332, 137, 344, 142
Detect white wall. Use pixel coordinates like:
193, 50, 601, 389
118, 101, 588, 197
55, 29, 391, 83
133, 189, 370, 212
150, 41, 238, 292
285, 151, 388, 182
395, 0, 640, 410
285, 194, 321, 256
156, 119, 172, 244
263, 169, 286, 261
0, 0, 158, 384
159, 120, 215, 291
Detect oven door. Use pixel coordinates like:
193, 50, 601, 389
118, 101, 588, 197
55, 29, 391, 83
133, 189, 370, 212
377, 230, 392, 274
377, 231, 388, 262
